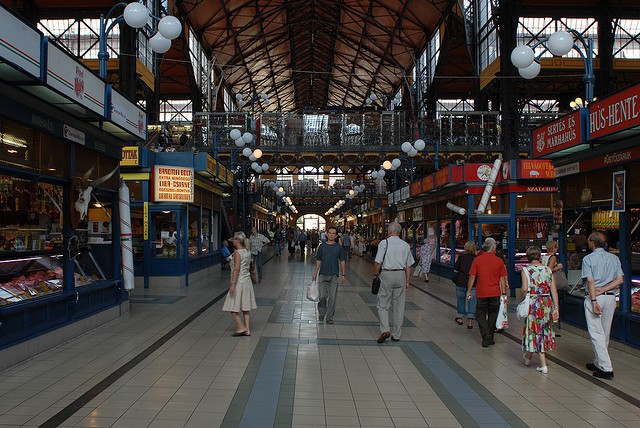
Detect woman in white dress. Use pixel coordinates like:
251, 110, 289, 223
222, 231, 257, 336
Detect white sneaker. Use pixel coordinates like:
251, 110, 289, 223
523, 354, 531, 366
536, 366, 548, 374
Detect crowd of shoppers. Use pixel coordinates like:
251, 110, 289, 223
218, 224, 622, 381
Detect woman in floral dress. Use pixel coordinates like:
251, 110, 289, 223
520, 246, 559, 374
419, 238, 433, 282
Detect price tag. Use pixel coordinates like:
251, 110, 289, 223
536, 232, 543, 239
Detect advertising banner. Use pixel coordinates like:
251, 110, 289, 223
589, 82, 640, 140
531, 110, 584, 157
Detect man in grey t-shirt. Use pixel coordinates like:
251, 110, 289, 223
312, 227, 347, 324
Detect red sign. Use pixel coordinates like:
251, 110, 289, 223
531, 110, 583, 158
589, 82, 640, 140
580, 145, 640, 172
518, 160, 555, 179
435, 167, 449, 187
422, 175, 434, 192
410, 180, 422, 197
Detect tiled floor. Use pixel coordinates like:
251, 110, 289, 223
1, 249, 639, 427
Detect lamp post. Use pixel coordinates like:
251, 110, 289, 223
511, 28, 594, 102
98, 1, 182, 79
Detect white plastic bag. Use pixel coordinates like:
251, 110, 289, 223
307, 280, 319, 302
496, 295, 509, 329
413, 265, 422, 277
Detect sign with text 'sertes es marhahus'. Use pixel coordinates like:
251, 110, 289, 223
531, 110, 583, 158
152, 165, 194, 203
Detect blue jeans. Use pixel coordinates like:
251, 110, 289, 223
456, 287, 476, 319
252, 251, 263, 278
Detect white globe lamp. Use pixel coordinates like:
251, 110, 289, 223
413, 139, 426, 151
241, 132, 253, 144
229, 129, 241, 140
123, 2, 149, 29
253, 148, 263, 159
518, 61, 541, 80
391, 158, 401, 169
242, 147, 252, 157
548, 30, 573, 56
401, 141, 412, 153
382, 160, 392, 170
234, 138, 245, 148
158, 15, 182, 40
149, 33, 171, 54
510, 45, 535, 69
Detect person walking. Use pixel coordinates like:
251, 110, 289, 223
582, 231, 623, 379
454, 241, 477, 329
466, 237, 507, 347
310, 229, 319, 254
373, 222, 415, 343
520, 246, 559, 374
273, 228, 282, 256
249, 227, 270, 281
311, 227, 347, 324
222, 232, 257, 336
298, 229, 307, 257
341, 231, 352, 259
419, 238, 433, 283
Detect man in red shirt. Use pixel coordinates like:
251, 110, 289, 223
467, 238, 508, 347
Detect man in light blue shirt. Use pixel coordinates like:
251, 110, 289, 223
581, 231, 623, 379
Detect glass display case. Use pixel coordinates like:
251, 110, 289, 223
629, 208, 640, 313
439, 219, 451, 263
0, 254, 63, 305
153, 211, 178, 258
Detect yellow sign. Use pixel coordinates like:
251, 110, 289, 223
121, 146, 139, 166
206, 155, 217, 176
152, 165, 194, 202
143, 202, 148, 240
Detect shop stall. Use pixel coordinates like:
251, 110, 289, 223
0, 4, 145, 360
537, 83, 640, 347
121, 147, 230, 288
398, 162, 556, 290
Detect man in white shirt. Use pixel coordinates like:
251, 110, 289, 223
372, 222, 414, 343
581, 231, 623, 379
249, 227, 270, 281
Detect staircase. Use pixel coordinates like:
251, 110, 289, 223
220, 200, 234, 238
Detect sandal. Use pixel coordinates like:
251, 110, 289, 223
467, 321, 473, 329
455, 317, 463, 325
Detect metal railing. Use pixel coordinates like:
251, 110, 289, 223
191, 110, 552, 153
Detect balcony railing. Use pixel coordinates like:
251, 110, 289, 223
192, 110, 553, 154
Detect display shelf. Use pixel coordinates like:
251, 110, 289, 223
0, 253, 64, 305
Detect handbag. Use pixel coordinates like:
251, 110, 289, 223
517, 267, 532, 320
371, 276, 381, 295
249, 262, 259, 284
307, 280, 319, 302
372, 239, 388, 295
496, 295, 509, 329
413, 265, 422, 277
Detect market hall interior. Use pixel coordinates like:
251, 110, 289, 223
0, 250, 639, 428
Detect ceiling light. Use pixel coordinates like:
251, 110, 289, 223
1, 134, 27, 148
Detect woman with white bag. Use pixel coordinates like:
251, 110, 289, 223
520, 246, 560, 374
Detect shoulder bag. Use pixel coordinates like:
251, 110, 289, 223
372, 239, 388, 295
516, 267, 531, 320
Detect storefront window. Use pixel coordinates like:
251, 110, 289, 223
127, 181, 143, 202
629, 208, 640, 313
426, 220, 437, 262
131, 206, 144, 259
515, 193, 554, 213
439, 219, 452, 263
154, 211, 178, 258
188, 207, 199, 257
202, 209, 211, 254
74, 190, 115, 288
0, 175, 64, 304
